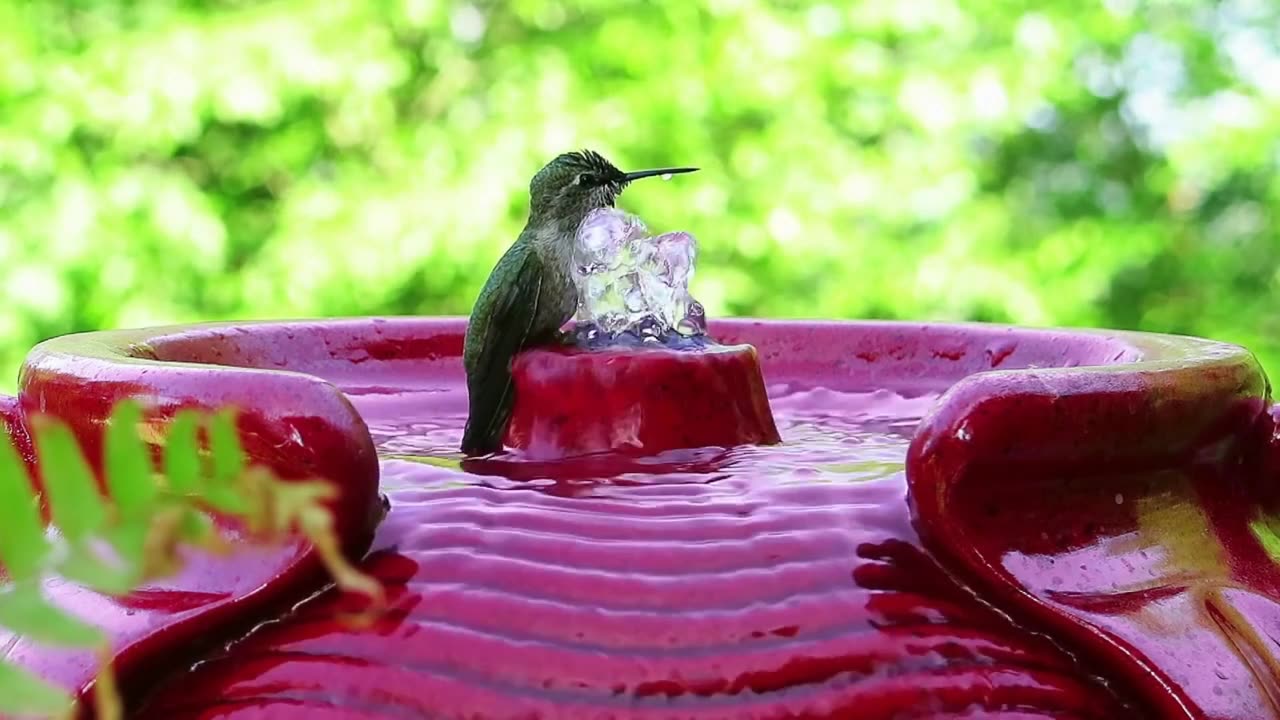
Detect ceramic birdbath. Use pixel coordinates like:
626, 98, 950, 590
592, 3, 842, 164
2, 312, 1278, 720
2, 205, 1278, 719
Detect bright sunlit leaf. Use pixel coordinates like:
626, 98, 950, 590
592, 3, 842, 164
0, 656, 73, 719
1250, 515, 1280, 562
0, 424, 49, 581
31, 420, 107, 544
58, 544, 137, 596
209, 408, 245, 484
0, 400, 380, 718
0, 585, 102, 647
177, 506, 214, 546
204, 408, 248, 513
163, 410, 202, 495
104, 400, 157, 517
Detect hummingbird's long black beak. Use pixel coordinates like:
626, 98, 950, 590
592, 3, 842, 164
622, 166, 699, 182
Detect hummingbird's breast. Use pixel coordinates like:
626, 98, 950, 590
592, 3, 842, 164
530, 223, 581, 328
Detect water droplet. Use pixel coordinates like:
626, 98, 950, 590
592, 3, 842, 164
1115, 493, 1124, 505
660, 173, 673, 181
571, 207, 706, 341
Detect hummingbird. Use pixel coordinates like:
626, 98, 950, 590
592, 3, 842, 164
460, 149, 698, 456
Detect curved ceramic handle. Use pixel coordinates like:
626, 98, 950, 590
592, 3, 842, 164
907, 330, 1273, 720
4, 323, 385, 707
19, 323, 382, 541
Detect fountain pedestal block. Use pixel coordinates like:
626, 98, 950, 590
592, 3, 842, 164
504, 343, 781, 459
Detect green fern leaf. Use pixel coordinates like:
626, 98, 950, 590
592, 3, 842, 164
0, 402, 381, 718
209, 408, 245, 484
204, 409, 248, 513
179, 507, 214, 545
163, 410, 201, 495
0, 423, 49, 582
104, 401, 156, 518
0, 654, 73, 719
99, 523, 148, 579
0, 585, 101, 647
31, 420, 107, 543
57, 545, 137, 596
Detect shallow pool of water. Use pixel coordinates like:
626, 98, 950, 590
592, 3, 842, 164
138, 383, 1139, 718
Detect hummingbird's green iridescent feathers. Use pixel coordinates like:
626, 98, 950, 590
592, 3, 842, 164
460, 240, 545, 455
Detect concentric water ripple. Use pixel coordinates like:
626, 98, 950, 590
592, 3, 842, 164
137, 387, 1138, 719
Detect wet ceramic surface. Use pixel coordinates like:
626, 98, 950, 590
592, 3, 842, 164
1, 318, 1274, 719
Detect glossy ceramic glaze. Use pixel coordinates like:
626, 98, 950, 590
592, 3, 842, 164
506, 343, 780, 458
0, 318, 1275, 719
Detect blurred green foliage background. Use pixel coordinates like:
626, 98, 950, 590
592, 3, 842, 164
2, 0, 1278, 390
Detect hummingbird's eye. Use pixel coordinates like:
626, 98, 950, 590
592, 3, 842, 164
575, 172, 599, 187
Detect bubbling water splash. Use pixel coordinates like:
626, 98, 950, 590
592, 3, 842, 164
571, 207, 708, 346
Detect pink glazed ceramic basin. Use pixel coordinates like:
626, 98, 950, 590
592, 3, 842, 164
1, 317, 1277, 719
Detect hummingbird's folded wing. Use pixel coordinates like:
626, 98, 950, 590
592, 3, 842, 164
461, 243, 545, 455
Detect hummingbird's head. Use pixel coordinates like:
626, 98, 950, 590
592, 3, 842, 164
527, 149, 697, 226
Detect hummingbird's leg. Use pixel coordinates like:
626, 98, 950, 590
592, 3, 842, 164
524, 326, 576, 349
548, 328, 577, 347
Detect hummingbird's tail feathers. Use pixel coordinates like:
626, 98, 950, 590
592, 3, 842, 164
459, 426, 500, 456
459, 419, 502, 456
460, 371, 516, 456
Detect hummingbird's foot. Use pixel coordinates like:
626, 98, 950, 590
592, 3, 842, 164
548, 329, 577, 347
